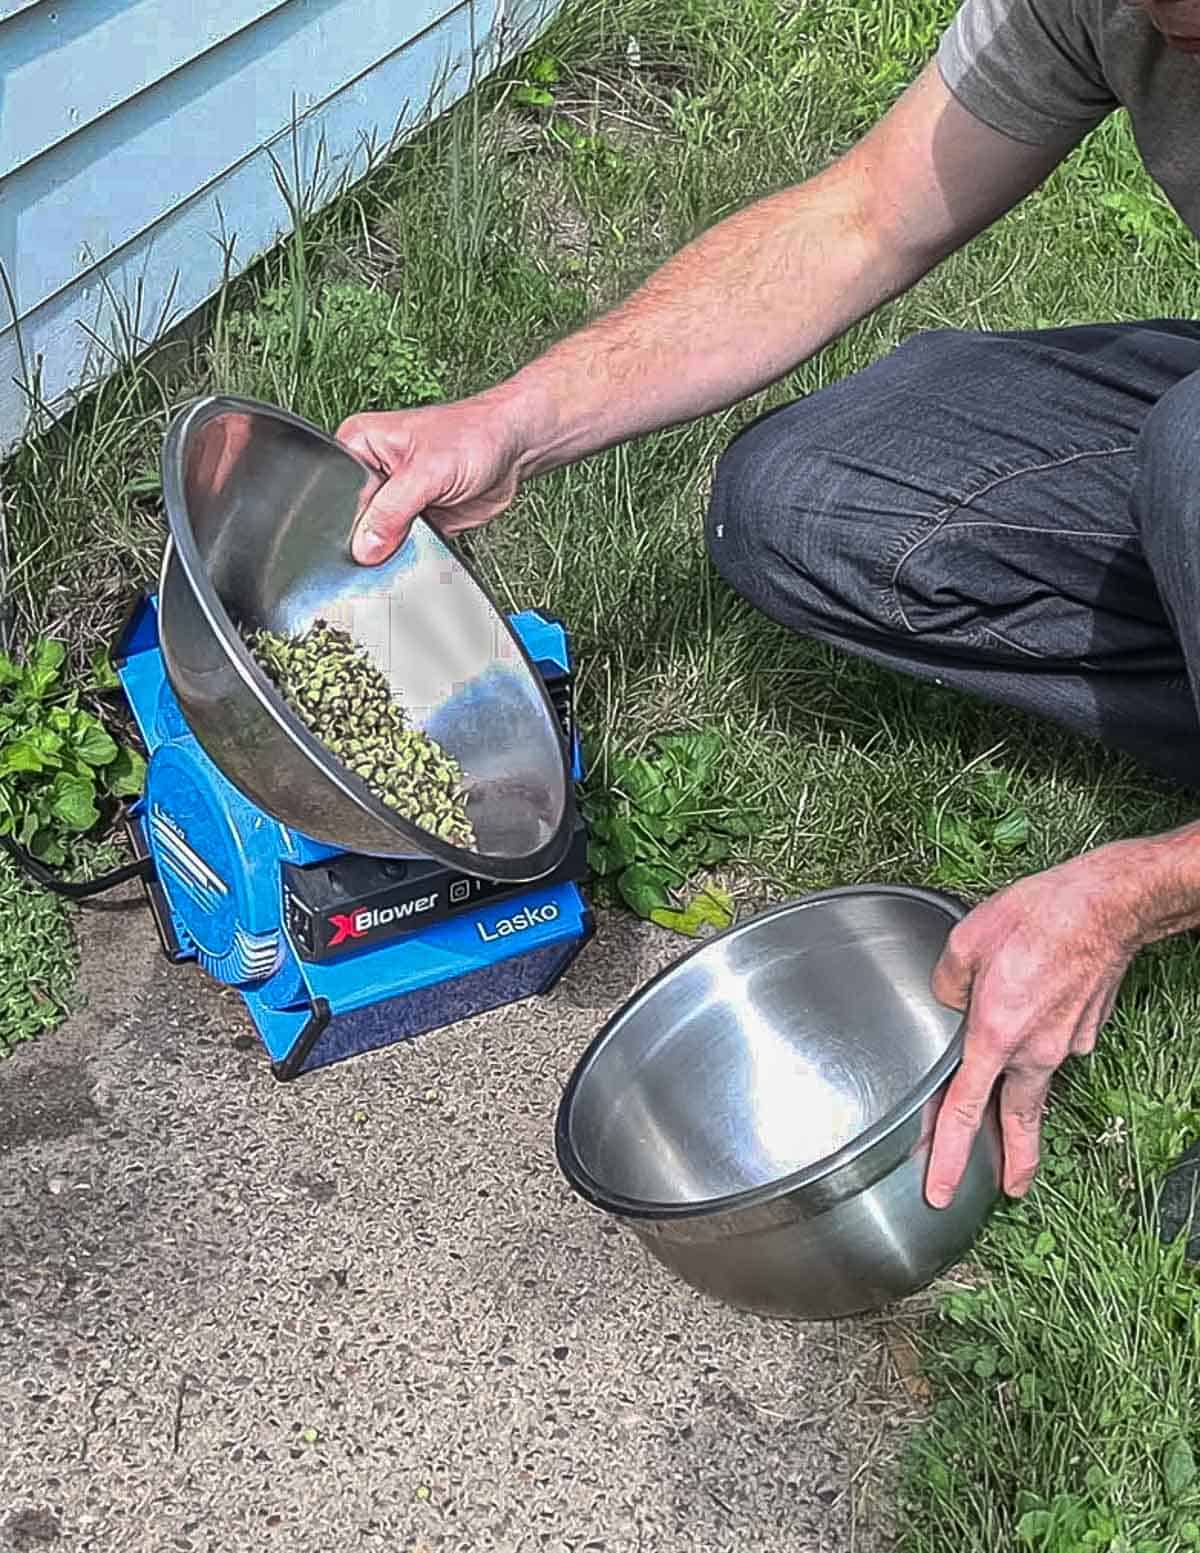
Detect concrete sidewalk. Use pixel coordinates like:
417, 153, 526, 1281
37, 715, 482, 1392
0, 904, 916, 1552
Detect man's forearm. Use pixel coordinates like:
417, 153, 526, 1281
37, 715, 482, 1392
481, 164, 925, 480
1112, 822, 1200, 944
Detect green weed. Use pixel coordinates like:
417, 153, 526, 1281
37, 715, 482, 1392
0, 851, 78, 1056
214, 281, 446, 426
583, 730, 751, 931
0, 639, 144, 865
513, 50, 562, 110
923, 763, 1032, 890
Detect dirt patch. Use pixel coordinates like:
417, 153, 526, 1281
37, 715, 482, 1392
4, 1508, 64, 1547
0, 1060, 99, 1154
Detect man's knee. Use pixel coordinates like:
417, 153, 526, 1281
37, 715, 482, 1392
704, 397, 894, 643
705, 330, 984, 634
705, 329, 962, 575
704, 405, 802, 605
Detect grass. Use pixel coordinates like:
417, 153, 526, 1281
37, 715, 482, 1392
0, 835, 139, 1057
4, 0, 1200, 1543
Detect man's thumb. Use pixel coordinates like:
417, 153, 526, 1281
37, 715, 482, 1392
350, 484, 425, 566
931, 936, 974, 1011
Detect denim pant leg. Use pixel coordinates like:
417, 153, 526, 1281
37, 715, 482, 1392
705, 322, 1200, 788
1134, 368, 1200, 773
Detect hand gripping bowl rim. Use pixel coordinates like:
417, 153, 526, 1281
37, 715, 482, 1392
157, 394, 575, 881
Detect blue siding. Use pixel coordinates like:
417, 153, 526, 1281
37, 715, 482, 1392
1, 0, 289, 178
0, 0, 559, 453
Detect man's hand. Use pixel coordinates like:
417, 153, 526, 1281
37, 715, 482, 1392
925, 848, 1144, 1208
337, 392, 527, 564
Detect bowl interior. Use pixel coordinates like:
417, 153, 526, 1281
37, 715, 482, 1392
563, 890, 962, 1209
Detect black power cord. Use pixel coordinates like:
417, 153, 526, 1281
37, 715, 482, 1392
0, 831, 153, 903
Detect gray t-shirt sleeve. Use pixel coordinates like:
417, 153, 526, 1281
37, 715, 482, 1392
937, 0, 1118, 146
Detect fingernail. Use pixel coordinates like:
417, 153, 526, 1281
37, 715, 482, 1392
353, 525, 387, 565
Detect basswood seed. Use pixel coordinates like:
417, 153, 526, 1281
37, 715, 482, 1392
244, 620, 475, 847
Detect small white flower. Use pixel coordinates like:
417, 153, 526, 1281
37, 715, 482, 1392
626, 34, 642, 70
1098, 1115, 1128, 1147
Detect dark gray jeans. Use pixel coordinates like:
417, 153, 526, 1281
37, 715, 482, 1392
705, 322, 1200, 789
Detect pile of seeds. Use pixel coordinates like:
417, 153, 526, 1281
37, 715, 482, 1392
245, 619, 476, 849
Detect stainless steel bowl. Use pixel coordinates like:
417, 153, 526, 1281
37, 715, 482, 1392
556, 886, 1002, 1319
157, 395, 574, 881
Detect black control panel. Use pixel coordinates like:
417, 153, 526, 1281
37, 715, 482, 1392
281, 820, 589, 962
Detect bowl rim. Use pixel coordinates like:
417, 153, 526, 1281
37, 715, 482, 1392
158, 393, 574, 880
554, 883, 967, 1221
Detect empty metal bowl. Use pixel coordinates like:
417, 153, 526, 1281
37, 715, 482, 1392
157, 395, 574, 881
556, 885, 1002, 1319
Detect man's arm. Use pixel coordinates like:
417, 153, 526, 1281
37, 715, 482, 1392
340, 61, 1077, 560
501, 62, 1074, 478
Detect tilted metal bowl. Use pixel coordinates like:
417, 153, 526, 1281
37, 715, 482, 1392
157, 395, 574, 881
556, 886, 1002, 1319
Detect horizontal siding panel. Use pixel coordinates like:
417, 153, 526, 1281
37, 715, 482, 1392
0, 0, 467, 325
0, 0, 295, 180
0, 1, 494, 452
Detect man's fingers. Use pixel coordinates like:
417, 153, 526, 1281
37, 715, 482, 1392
351, 500, 416, 565
925, 1050, 1002, 1210
1069, 983, 1119, 1056
925, 932, 983, 1208
997, 1066, 1052, 1197
336, 415, 375, 459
